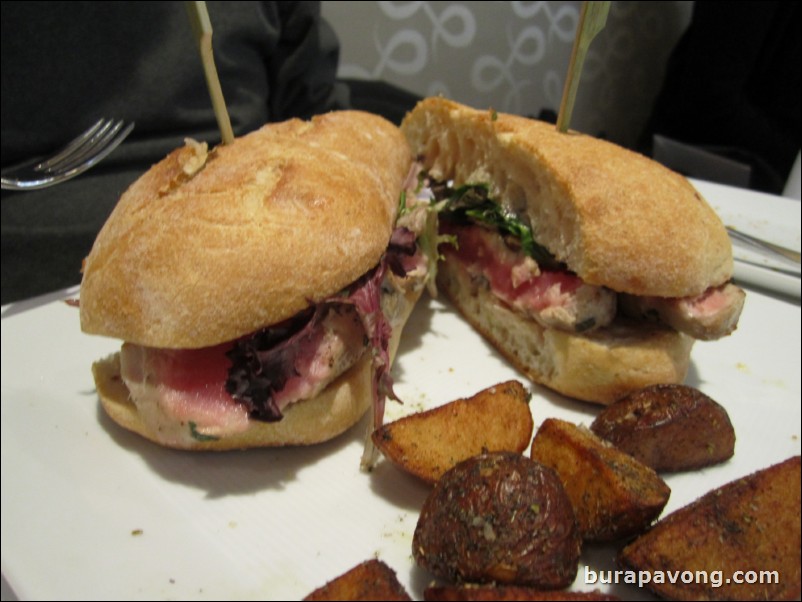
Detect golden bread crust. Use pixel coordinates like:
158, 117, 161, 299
81, 111, 412, 348
402, 97, 733, 297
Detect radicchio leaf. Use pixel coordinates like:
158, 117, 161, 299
224, 226, 417, 429
225, 307, 322, 421
386, 227, 418, 277
339, 261, 398, 431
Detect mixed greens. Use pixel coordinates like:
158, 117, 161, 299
437, 182, 561, 269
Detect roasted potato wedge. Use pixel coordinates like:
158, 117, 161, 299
372, 380, 533, 484
413, 452, 581, 589
590, 384, 735, 472
302, 558, 412, 601
619, 456, 801, 601
424, 584, 621, 600
530, 418, 670, 542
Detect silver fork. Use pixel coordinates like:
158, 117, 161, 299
1, 118, 134, 191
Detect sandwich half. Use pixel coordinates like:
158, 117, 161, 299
81, 111, 433, 449
401, 98, 745, 404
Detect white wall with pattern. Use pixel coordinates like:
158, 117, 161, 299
322, 1, 693, 149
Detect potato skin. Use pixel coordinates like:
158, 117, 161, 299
413, 452, 581, 588
303, 559, 412, 601
619, 456, 801, 601
530, 419, 670, 542
372, 380, 533, 484
590, 384, 735, 473
424, 585, 621, 600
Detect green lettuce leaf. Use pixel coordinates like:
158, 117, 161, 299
443, 183, 559, 267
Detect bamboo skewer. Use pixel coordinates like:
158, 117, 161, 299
556, 1, 611, 133
185, 1, 234, 144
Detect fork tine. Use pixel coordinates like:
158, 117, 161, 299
47, 120, 125, 173
1, 119, 133, 191
79, 121, 134, 169
36, 118, 112, 170
47, 121, 135, 180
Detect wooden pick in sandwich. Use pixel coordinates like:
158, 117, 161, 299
556, 1, 611, 133
185, 1, 234, 144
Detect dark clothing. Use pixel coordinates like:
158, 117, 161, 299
2, 1, 348, 166
1, 1, 353, 304
641, 1, 800, 194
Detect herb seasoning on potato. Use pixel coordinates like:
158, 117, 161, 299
619, 456, 801, 601
590, 384, 735, 472
424, 584, 622, 600
413, 452, 581, 588
303, 559, 412, 601
530, 418, 670, 542
372, 380, 533, 483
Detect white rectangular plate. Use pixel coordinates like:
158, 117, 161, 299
693, 178, 801, 299
2, 278, 800, 600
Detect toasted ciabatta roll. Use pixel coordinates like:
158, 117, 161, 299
81, 111, 431, 449
401, 98, 744, 404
